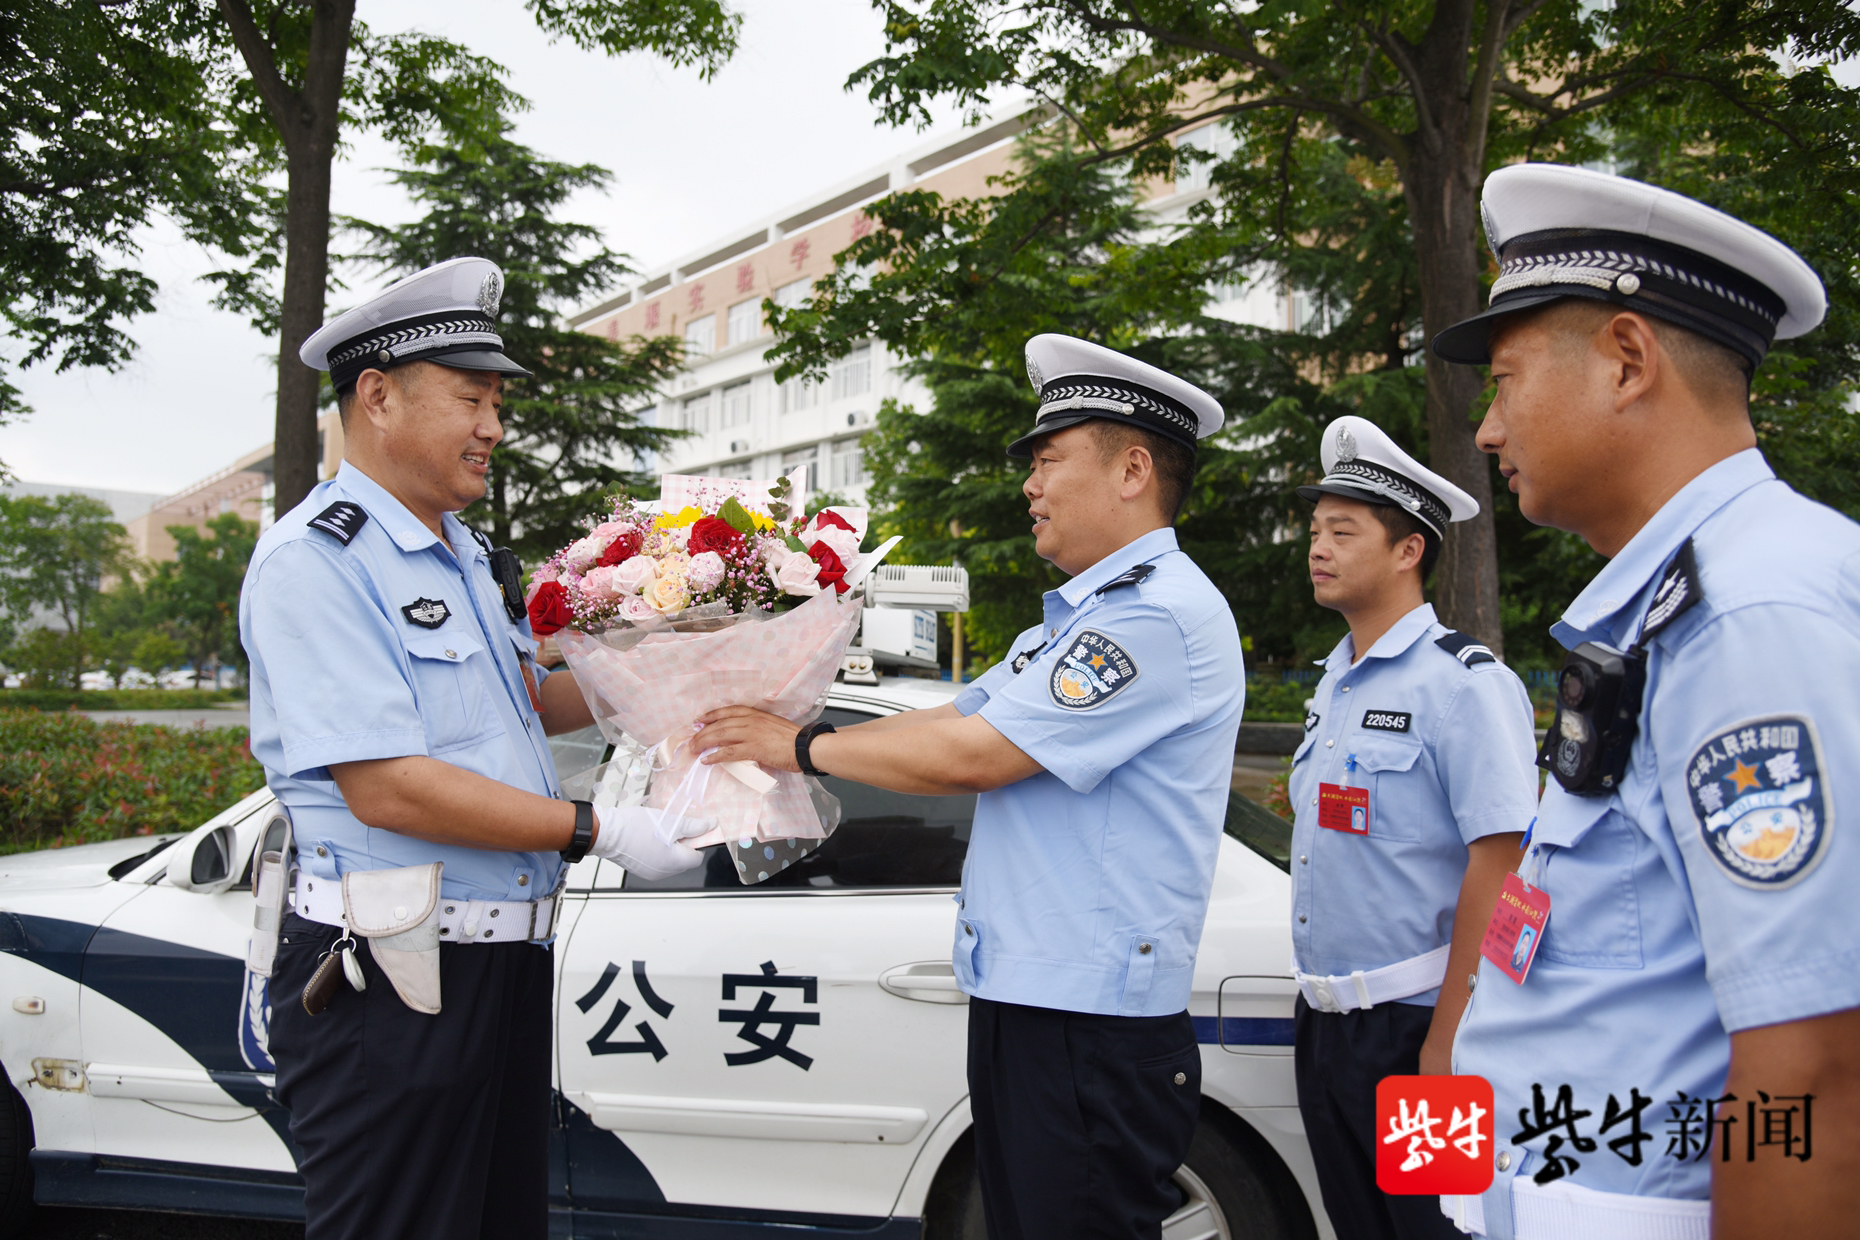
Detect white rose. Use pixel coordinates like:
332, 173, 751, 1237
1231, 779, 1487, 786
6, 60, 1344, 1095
809, 524, 863, 565
611, 554, 657, 596
563, 533, 610, 571
646, 574, 690, 613
769, 548, 822, 596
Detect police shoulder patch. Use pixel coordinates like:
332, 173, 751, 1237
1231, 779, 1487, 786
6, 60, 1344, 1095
1686, 714, 1831, 890
1049, 630, 1139, 710
308, 501, 368, 546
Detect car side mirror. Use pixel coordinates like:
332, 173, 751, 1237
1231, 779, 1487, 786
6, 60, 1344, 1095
165, 823, 239, 896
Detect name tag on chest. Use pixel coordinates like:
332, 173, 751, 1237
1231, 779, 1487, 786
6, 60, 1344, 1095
1317, 783, 1371, 835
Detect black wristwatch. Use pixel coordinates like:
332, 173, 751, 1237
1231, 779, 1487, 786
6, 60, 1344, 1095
795, 721, 837, 777
562, 799, 595, 863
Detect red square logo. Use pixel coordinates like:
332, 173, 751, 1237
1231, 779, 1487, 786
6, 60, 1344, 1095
1375, 1075, 1496, 1195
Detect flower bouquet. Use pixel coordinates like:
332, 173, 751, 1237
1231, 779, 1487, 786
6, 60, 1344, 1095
527, 474, 898, 884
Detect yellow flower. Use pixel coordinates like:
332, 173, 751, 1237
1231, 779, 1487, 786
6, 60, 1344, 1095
653, 505, 704, 530
749, 511, 777, 531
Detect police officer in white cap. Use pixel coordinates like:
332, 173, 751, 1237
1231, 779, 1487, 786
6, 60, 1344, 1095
239, 257, 705, 1238
1431, 165, 1859, 1238
1289, 415, 1538, 1240
694, 334, 1244, 1239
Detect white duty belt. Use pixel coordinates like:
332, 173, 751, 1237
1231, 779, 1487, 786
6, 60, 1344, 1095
294, 873, 559, 945
1444, 1173, 1710, 1239
1295, 944, 1450, 1014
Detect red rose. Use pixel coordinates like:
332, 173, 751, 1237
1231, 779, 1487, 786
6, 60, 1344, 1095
527, 580, 574, 637
597, 528, 643, 567
809, 541, 849, 594
813, 510, 857, 534
687, 516, 743, 556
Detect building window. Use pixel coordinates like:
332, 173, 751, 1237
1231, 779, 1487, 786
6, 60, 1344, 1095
721, 380, 752, 428
830, 437, 869, 490
681, 391, 713, 434
727, 299, 762, 346
782, 445, 818, 492
718, 460, 755, 480
1175, 122, 1237, 193
772, 278, 811, 311
684, 314, 716, 357
780, 375, 819, 414
830, 344, 872, 401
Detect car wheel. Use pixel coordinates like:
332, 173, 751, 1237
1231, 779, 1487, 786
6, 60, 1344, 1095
0, 1078, 36, 1238
922, 1112, 1311, 1240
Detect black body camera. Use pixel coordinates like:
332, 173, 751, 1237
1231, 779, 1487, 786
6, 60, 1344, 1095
487, 546, 527, 624
1537, 641, 1647, 796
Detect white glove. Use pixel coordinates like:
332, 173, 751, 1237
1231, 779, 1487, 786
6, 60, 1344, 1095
591, 805, 710, 879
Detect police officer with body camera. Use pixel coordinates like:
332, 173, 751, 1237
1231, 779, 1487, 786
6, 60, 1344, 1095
693, 334, 1244, 1240
1430, 165, 1860, 1238
240, 258, 705, 1239
1290, 416, 1539, 1240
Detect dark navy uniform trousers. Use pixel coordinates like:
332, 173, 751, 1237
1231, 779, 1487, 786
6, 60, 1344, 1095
968, 997, 1201, 1240
270, 913, 553, 1240
1294, 995, 1460, 1240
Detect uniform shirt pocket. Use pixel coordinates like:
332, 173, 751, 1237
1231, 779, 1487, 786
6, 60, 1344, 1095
1350, 733, 1425, 842
1536, 795, 1644, 969
401, 628, 505, 757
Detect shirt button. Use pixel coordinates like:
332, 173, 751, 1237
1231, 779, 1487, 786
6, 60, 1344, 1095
1173, 1072, 1187, 1085
1299, 855, 1308, 865
1311, 798, 1318, 806
445, 649, 457, 659
1497, 1151, 1512, 1171
1298, 914, 1308, 924
315, 846, 328, 857
1326, 740, 1334, 748
1139, 943, 1152, 955
518, 874, 530, 887
392, 906, 407, 921
965, 924, 974, 936
1341, 686, 1351, 693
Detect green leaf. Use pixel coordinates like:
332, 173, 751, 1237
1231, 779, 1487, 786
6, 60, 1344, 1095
718, 496, 756, 534
783, 535, 809, 553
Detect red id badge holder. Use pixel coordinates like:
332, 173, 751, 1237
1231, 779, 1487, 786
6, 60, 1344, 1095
1318, 754, 1370, 836
1481, 842, 1551, 984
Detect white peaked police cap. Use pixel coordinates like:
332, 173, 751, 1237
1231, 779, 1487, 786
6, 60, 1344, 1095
1433, 163, 1825, 367
300, 256, 533, 390
1296, 416, 1478, 539
1010, 333, 1224, 458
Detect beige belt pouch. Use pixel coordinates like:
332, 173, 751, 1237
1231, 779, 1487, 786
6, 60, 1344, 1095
341, 863, 443, 1015
245, 809, 295, 979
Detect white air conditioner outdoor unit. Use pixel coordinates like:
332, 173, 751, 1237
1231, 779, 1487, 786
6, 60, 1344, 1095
867, 564, 969, 612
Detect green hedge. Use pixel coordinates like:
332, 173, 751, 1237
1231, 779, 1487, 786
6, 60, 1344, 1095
0, 709, 266, 853
0, 688, 246, 712
1244, 676, 1318, 723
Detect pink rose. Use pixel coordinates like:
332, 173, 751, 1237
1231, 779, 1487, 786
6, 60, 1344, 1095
581, 566, 622, 601
768, 548, 821, 596
686, 550, 725, 592
619, 595, 659, 623
563, 533, 609, 570
611, 554, 657, 596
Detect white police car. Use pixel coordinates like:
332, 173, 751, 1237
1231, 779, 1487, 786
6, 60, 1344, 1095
0, 676, 1328, 1239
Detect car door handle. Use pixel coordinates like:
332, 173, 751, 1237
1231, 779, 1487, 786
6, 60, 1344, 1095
879, 961, 968, 1005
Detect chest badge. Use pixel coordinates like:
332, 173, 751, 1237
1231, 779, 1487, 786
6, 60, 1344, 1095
1686, 715, 1830, 889
402, 598, 452, 630
1049, 630, 1139, 710
1361, 709, 1412, 733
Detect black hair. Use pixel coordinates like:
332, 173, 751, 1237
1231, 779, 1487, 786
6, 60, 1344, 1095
1367, 503, 1440, 581
1087, 420, 1198, 523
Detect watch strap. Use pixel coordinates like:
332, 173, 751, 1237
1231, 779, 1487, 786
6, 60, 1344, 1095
795, 722, 837, 777
562, 799, 595, 863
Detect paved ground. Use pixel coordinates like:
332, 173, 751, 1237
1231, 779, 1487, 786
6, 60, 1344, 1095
19, 1208, 300, 1238
76, 708, 251, 731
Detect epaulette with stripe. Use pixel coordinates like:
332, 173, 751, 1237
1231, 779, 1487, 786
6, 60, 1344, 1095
1094, 563, 1156, 596
307, 501, 368, 546
1435, 630, 1497, 666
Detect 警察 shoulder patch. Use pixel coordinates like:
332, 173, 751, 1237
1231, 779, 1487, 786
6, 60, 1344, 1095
308, 501, 368, 546
1687, 715, 1831, 889
1049, 630, 1139, 710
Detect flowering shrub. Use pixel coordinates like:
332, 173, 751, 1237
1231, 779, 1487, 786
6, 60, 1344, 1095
0, 710, 266, 852
526, 489, 869, 637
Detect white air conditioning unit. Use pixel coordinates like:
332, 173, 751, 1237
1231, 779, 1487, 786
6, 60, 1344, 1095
868, 564, 969, 612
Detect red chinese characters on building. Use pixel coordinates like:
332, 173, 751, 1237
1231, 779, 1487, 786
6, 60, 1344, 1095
849, 212, 875, 241
1375, 1075, 1495, 1195
736, 263, 756, 294
644, 301, 661, 331
790, 238, 811, 269
688, 283, 706, 313
605, 317, 619, 342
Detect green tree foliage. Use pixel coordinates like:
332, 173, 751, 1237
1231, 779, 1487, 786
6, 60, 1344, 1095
0, 494, 130, 686
150, 513, 260, 688
351, 130, 685, 564
778, 0, 1860, 654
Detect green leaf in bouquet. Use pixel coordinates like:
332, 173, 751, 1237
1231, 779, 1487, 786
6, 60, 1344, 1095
718, 496, 756, 534
767, 475, 792, 522
783, 534, 809, 553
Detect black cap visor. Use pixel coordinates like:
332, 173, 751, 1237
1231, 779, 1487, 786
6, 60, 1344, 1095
1431, 288, 1584, 365
425, 347, 533, 379
1007, 411, 1103, 458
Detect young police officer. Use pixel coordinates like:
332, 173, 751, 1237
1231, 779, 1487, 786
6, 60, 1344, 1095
1432, 164, 1860, 1238
240, 258, 705, 1239
1290, 416, 1538, 1240
694, 334, 1244, 1240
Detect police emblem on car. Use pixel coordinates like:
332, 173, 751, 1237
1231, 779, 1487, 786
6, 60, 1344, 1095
1049, 630, 1138, 709
401, 598, 451, 629
1686, 714, 1831, 889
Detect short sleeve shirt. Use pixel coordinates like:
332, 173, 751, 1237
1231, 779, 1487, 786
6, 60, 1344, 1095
239, 462, 564, 902
1452, 449, 1860, 1216
948, 527, 1245, 1016
1288, 603, 1539, 1000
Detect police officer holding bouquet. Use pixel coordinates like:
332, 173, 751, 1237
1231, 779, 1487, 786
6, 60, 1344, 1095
1290, 416, 1538, 1240
1430, 165, 1860, 1238
240, 257, 703, 1239
696, 334, 1244, 1240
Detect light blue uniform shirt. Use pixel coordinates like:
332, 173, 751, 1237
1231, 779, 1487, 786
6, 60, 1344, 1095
239, 462, 565, 903
1289, 603, 1538, 1003
949, 527, 1244, 1017
1454, 450, 1860, 1225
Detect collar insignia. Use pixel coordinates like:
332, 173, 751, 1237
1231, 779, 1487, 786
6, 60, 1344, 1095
402, 598, 451, 629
